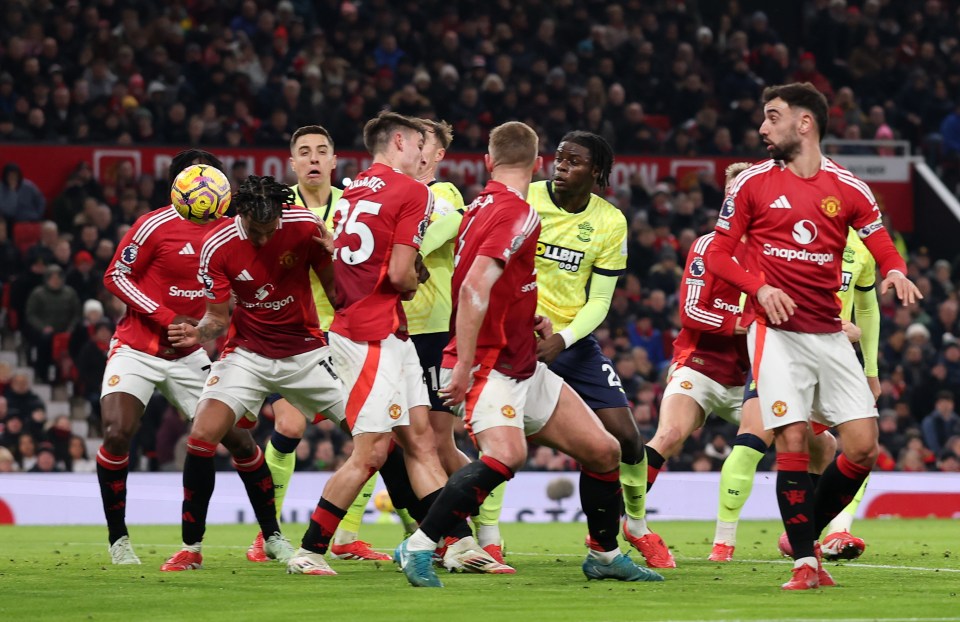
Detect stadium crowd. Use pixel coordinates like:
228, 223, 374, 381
2, 0, 960, 476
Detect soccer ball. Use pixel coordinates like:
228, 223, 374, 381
373, 489, 394, 513
171, 164, 232, 223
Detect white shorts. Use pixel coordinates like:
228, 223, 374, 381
201, 347, 345, 426
329, 332, 430, 435
748, 324, 877, 431
101, 344, 211, 419
441, 362, 564, 437
662, 365, 743, 425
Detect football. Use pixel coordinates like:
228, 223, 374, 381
170, 164, 232, 223
373, 489, 394, 513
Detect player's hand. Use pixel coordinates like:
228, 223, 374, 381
439, 361, 471, 407
415, 253, 430, 284
312, 221, 334, 254
880, 270, 922, 306
841, 319, 861, 343
733, 317, 748, 335
533, 314, 553, 339
171, 315, 200, 327
756, 285, 796, 325
168, 322, 199, 348
536, 333, 566, 365
867, 376, 881, 403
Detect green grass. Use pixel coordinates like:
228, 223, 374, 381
1, 520, 958, 621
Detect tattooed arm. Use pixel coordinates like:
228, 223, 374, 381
168, 301, 230, 347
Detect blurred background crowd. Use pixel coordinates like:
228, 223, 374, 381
1, 0, 960, 476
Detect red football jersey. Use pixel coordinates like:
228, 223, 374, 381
104, 206, 207, 359
442, 181, 541, 380
199, 207, 330, 358
330, 163, 432, 341
710, 158, 888, 333
672, 233, 751, 387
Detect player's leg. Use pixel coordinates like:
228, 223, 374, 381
97, 348, 166, 564
821, 476, 869, 560
331, 472, 392, 561
529, 379, 663, 583
377, 443, 421, 535
246, 395, 305, 562
98, 393, 146, 564
711, 392, 773, 561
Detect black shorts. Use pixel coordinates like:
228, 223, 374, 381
411, 331, 452, 414
743, 368, 758, 403
549, 334, 629, 411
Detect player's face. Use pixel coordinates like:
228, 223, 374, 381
416, 131, 444, 179
397, 129, 426, 177
759, 98, 801, 162
290, 133, 336, 189
552, 141, 597, 195
242, 215, 280, 248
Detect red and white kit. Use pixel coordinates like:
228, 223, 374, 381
329, 163, 432, 434
198, 208, 344, 425
707, 158, 906, 430
441, 180, 563, 437
102, 206, 213, 417
662, 232, 752, 423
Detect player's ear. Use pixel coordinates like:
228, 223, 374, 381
532, 155, 543, 175
436, 148, 446, 163
484, 153, 494, 173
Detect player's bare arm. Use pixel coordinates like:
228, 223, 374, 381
840, 319, 861, 343
534, 314, 553, 340
312, 220, 334, 255
756, 284, 797, 325
389, 243, 422, 300
440, 256, 504, 406
168, 300, 229, 348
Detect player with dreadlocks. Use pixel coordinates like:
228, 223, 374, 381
160, 175, 346, 571
473, 131, 641, 566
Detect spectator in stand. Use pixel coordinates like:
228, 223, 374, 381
0, 446, 16, 472
4, 371, 44, 422
76, 319, 112, 424
65, 249, 102, 303
24, 264, 81, 383
29, 443, 62, 472
922, 390, 960, 455
0, 219, 21, 284
68, 434, 96, 472
0, 162, 46, 224
16, 433, 38, 471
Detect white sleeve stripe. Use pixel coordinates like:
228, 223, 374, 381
199, 228, 238, 272
727, 160, 776, 196
133, 208, 178, 245
693, 233, 715, 256
113, 272, 159, 313
824, 161, 877, 204
521, 206, 539, 237
684, 284, 724, 327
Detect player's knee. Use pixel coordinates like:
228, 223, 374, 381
221, 428, 257, 459
842, 442, 878, 469
581, 434, 621, 473
651, 426, 682, 458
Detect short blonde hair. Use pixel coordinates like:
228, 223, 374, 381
421, 119, 454, 149
489, 122, 538, 168
724, 162, 752, 185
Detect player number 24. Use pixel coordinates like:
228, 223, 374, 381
333, 198, 382, 265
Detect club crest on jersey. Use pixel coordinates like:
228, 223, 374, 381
821, 196, 841, 218
120, 244, 139, 264
689, 257, 706, 277
720, 196, 736, 219
501, 405, 516, 419
843, 246, 855, 264
278, 250, 298, 269
107, 375, 120, 387
577, 221, 594, 242
388, 404, 403, 420
772, 400, 788, 417
680, 380, 693, 390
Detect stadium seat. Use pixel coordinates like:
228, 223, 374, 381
13, 221, 43, 255
644, 114, 673, 139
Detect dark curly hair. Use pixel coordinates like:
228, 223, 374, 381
234, 175, 294, 223
169, 149, 223, 186
559, 130, 614, 190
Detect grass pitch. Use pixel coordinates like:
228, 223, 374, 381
1, 519, 957, 621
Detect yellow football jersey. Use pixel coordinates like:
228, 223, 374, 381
837, 227, 876, 321
403, 181, 464, 335
292, 183, 342, 331
528, 181, 628, 332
